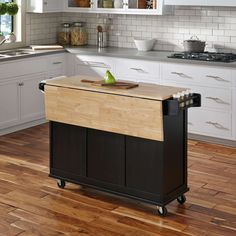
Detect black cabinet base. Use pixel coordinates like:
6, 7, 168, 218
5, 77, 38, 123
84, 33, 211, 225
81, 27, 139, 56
50, 172, 189, 208
49, 109, 189, 215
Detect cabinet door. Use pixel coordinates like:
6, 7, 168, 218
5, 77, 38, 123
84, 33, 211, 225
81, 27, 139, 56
27, 0, 63, 13
51, 122, 87, 179
20, 73, 46, 122
87, 129, 125, 186
126, 136, 163, 195
43, 0, 63, 12
0, 80, 19, 128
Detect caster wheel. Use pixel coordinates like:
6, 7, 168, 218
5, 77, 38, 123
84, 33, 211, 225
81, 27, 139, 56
177, 195, 186, 204
157, 206, 168, 217
57, 179, 66, 189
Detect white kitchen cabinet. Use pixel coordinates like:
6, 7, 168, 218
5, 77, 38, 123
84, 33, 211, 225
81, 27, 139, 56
161, 62, 236, 141
74, 55, 115, 77
64, 0, 172, 15
0, 80, 19, 128
27, 0, 63, 13
0, 73, 46, 129
115, 58, 160, 84
20, 74, 46, 122
165, 0, 236, 6
161, 63, 232, 88
47, 54, 66, 78
0, 53, 66, 135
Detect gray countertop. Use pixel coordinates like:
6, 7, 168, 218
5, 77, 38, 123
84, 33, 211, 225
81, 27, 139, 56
1, 45, 236, 69
66, 45, 236, 69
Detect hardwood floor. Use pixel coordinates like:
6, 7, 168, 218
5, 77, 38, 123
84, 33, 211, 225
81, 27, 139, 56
0, 123, 236, 236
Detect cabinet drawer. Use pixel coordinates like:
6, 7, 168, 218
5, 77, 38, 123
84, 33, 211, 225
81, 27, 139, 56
162, 63, 232, 87
0, 58, 47, 79
47, 54, 65, 71
75, 55, 114, 78
116, 58, 160, 82
162, 81, 232, 112
75, 55, 112, 68
188, 109, 232, 139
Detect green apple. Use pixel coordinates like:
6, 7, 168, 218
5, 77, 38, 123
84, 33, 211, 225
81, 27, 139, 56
104, 70, 116, 84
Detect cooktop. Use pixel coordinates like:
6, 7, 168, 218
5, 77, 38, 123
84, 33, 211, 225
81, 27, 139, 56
168, 52, 236, 63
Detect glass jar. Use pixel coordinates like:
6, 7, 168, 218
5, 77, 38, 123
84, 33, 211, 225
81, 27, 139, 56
71, 22, 88, 46
103, 0, 113, 8
58, 23, 71, 45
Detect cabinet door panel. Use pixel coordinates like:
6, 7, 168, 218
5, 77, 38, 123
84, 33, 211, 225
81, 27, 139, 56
51, 122, 87, 177
20, 74, 46, 122
87, 129, 125, 186
0, 81, 19, 128
126, 136, 163, 194
43, 0, 63, 12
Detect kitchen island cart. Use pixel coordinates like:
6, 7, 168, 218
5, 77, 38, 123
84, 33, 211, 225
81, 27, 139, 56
40, 76, 201, 216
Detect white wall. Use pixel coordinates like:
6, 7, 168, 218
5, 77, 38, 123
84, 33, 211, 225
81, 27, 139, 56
26, 6, 236, 53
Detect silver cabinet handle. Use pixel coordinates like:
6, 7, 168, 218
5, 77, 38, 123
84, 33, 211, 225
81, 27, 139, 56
83, 61, 110, 68
206, 75, 230, 83
43, 1, 48, 5
53, 62, 63, 65
205, 97, 230, 105
130, 68, 148, 74
171, 72, 193, 79
206, 121, 229, 130
188, 122, 193, 126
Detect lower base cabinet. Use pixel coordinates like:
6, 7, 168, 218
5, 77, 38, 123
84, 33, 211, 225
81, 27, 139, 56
49, 114, 188, 215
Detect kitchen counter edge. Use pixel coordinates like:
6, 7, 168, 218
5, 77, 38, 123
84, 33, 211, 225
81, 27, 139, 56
66, 46, 236, 69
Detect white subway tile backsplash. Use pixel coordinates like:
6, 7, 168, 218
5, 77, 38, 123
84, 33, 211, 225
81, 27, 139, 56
26, 6, 236, 52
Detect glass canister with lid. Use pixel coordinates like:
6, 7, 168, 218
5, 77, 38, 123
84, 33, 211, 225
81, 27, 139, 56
58, 23, 71, 45
71, 22, 88, 46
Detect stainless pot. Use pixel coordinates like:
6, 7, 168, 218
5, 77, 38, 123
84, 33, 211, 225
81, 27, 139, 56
183, 36, 206, 53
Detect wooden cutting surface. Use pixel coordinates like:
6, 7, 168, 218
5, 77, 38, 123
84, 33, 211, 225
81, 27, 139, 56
46, 75, 187, 101
45, 85, 164, 141
0, 124, 236, 236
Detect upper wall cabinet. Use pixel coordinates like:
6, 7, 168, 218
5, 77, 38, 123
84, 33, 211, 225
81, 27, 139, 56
165, 0, 236, 6
27, 0, 64, 13
65, 0, 172, 15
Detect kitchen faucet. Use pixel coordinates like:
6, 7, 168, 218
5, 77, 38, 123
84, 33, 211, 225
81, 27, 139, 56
0, 38, 7, 46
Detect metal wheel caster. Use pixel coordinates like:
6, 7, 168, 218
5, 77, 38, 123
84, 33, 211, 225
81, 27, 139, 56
57, 179, 66, 189
157, 206, 168, 217
177, 194, 186, 204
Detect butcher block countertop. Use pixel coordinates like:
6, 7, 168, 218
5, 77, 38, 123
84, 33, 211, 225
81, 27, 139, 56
46, 75, 187, 101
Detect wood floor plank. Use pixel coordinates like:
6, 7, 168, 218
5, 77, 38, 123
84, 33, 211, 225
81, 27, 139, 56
0, 123, 235, 235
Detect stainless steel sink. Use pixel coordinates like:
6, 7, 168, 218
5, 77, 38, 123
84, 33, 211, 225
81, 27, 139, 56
1, 51, 30, 56
0, 49, 35, 58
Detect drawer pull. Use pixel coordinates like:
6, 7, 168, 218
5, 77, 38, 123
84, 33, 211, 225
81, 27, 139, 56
206, 121, 229, 130
171, 72, 192, 79
83, 61, 110, 68
205, 97, 230, 105
130, 68, 148, 74
53, 62, 63, 65
206, 75, 230, 83
188, 122, 193, 126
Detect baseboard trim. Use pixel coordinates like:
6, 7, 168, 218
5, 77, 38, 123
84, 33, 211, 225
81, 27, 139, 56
189, 133, 236, 147
0, 119, 47, 136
